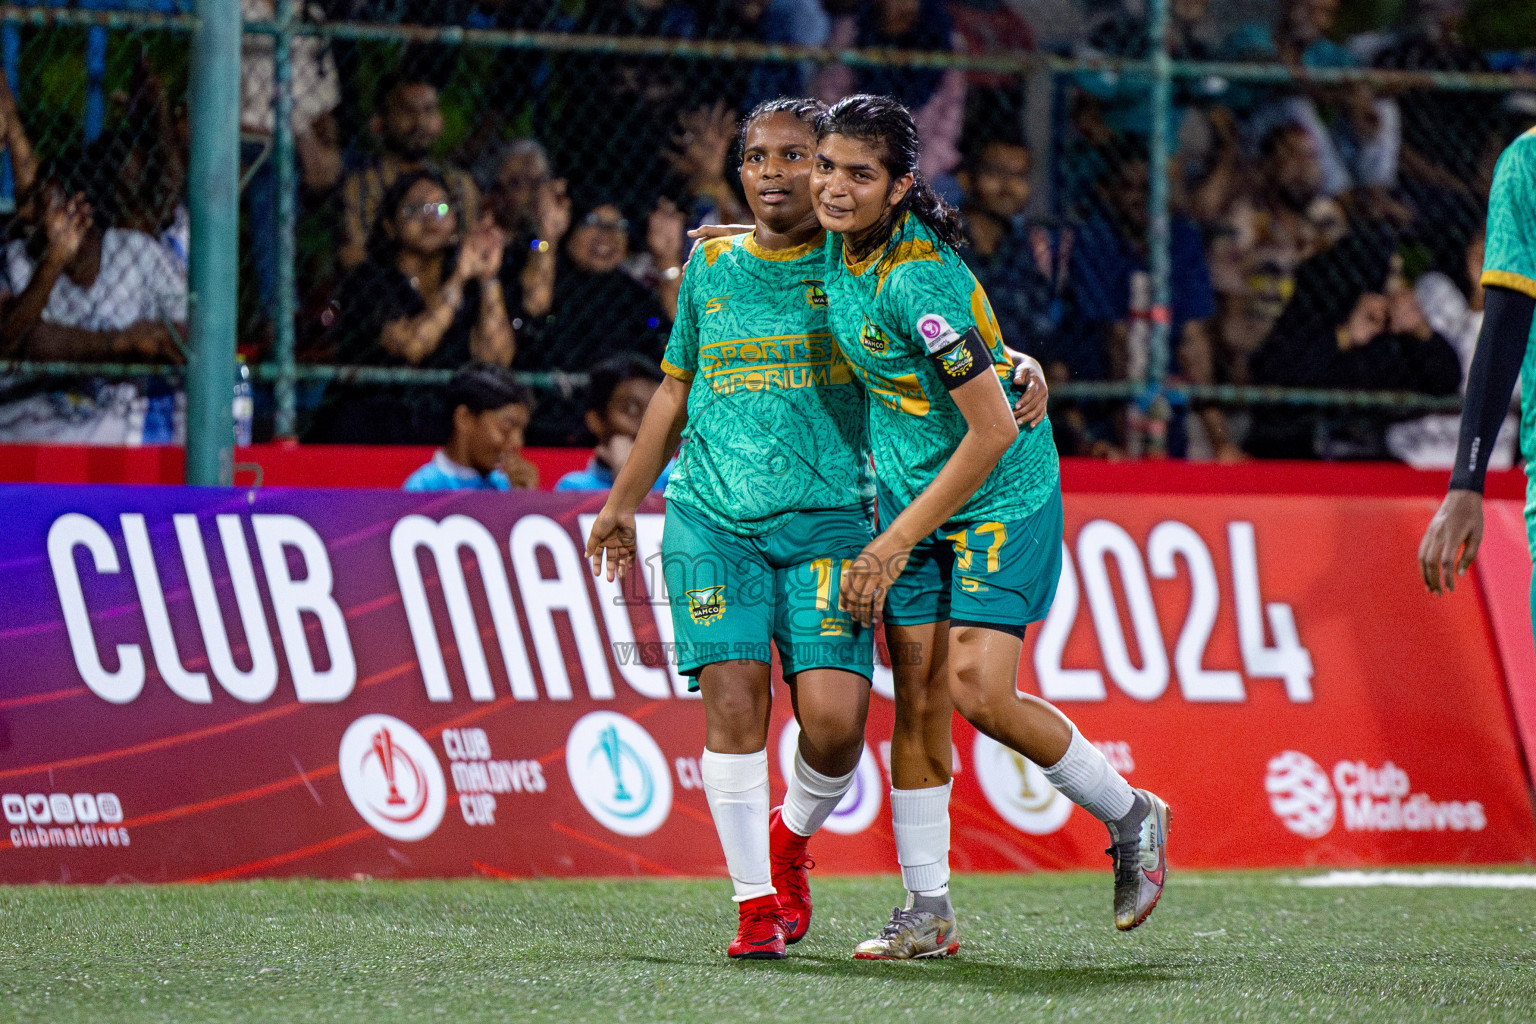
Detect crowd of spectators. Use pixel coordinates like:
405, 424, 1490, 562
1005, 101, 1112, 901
0, 0, 1531, 467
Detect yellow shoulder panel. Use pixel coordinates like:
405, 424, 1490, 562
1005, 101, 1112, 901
873, 238, 942, 295
701, 237, 734, 267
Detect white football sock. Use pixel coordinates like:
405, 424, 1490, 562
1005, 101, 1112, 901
700, 748, 774, 902
891, 782, 951, 897
781, 746, 856, 838
1038, 726, 1136, 823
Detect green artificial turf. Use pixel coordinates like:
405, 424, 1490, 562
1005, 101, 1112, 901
1, 872, 1533, 1023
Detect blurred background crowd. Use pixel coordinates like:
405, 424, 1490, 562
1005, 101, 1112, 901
0, 0, 1531, 481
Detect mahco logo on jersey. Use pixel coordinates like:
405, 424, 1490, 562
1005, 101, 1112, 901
777, 721, 882, 835
566, 711, 673, 837
339, 714, 448, 842
687, 586, 725, 625
859, 320, 890, 354
973, 733, 1073, 835
1265, 750, 1486, 839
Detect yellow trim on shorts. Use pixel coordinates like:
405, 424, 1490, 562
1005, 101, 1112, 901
1482, 269, 1536, 300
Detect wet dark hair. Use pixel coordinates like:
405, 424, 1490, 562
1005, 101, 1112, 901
366, 168, 455, 263
814, 94, 967, 259
446, 363, 532, 430
733, 96, 826, 162
584, 354, 664, 415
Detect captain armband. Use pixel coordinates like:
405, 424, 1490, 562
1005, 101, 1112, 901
926, 326, 994, 390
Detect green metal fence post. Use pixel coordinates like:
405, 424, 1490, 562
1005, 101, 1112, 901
1145, 0, 1173, 454
186, 0, 240, 484
272, 0, 298, 439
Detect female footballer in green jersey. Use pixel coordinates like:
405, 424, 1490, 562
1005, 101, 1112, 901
808, 95, 1170, 958
586, 99, 883, 961
1420, 128, 1536, 603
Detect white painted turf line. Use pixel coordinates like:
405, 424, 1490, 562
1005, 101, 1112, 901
1291, 871, 1536, 889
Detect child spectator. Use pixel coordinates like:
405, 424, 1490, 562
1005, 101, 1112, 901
404, 363, 536, 491
338, 70, 481, 271
555, 354, 673, 491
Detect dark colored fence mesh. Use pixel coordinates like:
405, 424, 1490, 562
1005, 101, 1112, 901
0, 1, 1530, 463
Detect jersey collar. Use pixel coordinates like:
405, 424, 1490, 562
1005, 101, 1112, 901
841, 212, 909, 277
744, 230, 825, 262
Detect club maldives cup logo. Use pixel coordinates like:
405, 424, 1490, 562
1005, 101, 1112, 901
565, 711, 673, 837
339, 715, 448, 841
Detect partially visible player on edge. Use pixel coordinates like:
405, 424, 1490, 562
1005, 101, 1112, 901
812, 95, 1170, 958
584, 98, 879, 961
1419, 128, 1536, 603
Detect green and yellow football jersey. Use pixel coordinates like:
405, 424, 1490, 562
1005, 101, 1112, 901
823, 213, 1059, 524
1482, 127, 1536, 460
662, 231, 874, 536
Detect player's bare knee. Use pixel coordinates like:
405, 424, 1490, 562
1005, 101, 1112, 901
801, 708, 864, 759
704, 718, 766, 755
948, 665, 991, 729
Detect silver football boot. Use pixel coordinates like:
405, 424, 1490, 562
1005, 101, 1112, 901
1106, 788, 1170, 931
852, 905, 960, 960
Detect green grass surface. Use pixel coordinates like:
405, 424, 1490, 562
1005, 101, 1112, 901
2, 872, 1534, 1022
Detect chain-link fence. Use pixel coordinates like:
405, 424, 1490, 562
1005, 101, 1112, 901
0, 1, 1531, 463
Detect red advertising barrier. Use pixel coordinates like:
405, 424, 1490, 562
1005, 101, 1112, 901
1474, 499, 1536, 788
0, 485, 1530, 885
1, 442, 1528, 499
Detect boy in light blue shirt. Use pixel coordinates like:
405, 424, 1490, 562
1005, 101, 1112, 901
404, 363, 537, 491
556, 354, 674, 491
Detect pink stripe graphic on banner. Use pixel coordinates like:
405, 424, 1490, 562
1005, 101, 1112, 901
187, 827, 376, 883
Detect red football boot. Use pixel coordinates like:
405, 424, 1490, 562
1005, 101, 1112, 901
728, 894, 788, 960
769, 807, 814, 944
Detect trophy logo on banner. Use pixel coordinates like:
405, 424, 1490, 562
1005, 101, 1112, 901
973, 733, 1073, 836
339, 715, 447, 842
565, 712, 673, 837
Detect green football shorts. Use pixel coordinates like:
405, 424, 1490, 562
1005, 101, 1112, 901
879, 482, 1064, 636
660, 498, 876, 684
